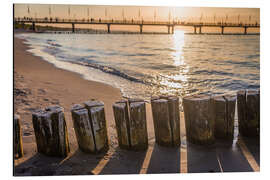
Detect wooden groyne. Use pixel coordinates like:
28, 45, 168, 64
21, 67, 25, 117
113, 99, 148, 151
14, 114, 23, 158
151, 96, 180, 147
15, 89, 259, 160
183, 95, 215, 145
237, 90, 260, 137
71, 100, 108, 153
32, 105, 70, 157
212, 95, 236, 141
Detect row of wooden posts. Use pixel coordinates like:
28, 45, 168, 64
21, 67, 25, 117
14, 89, 260, 158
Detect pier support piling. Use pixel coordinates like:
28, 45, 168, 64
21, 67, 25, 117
199, 26, 202, 34
221, 26, 224, 34
167, 25, 171, 34
72, 23, 75, 33
14, 114, 23, 158
139, 24, 143, 34
193, 26, 197, 34
107, 24, 111, 34
172, 25, 174, 34
183, 95, 215, 145
244, 27, 248, 35
31, 22, 36, 32
32, 106, 70, 157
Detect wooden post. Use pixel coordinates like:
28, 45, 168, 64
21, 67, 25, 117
84, 100, 108, 152
212, 95, 236, 141
14, 114, 23, 158
244, 27, 248, 35
167, 96, 181, 146
246, 90, 260, 136
151, 96, 181, 146
139, 24, 143, 34
72, 23, 75, 33
151, 98, 172, 146
113, 99, 148, 150
183, 95, 215, 145
237, 90, 247, 136
107, 24, 111, 34
129, 100, 148, 150
221, 26, 224, 34
71, 104, 95, 153
237, 90, 260, 137
112, 100, 130, 149
32, 106, 70, 157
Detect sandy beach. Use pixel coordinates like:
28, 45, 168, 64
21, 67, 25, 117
14, 35, 160, 175
14, 33, 259, 175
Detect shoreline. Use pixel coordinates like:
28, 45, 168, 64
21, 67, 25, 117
14, 36, 122, 174
14, 35, 158, 175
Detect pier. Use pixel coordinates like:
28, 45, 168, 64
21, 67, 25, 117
14, 17, 260, 35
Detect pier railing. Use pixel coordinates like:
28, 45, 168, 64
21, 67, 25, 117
14, 17, 260, 34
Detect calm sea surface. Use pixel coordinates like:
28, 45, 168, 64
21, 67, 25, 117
16, 32, 260, 108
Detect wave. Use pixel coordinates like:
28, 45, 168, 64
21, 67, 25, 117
67, 60, 146, 84
192, 69, 234, 76
47, 41, 62, 47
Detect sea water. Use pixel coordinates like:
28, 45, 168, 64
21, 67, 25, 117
16, 32, 260, 108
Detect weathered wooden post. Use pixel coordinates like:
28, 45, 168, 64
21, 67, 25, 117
14, 114, 23, 158
151, 98, 172, 146
113, 99, 148, 150
167, 96, 181, 146
237, 90, 246, 136
84, 100, 109, 152
212, 95, 236, 142
32, 106, 70, 157
151, 96, 181, 146
112, 100, 130, 149
237, 90, 260, 137
183, 95, 215, 145
71, 104, 95, 153
129, 100, 148, 150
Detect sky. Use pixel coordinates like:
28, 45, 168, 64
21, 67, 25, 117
14, 4, 260, 24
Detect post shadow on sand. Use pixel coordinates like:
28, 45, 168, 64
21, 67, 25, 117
100, 147, 147, 175
187, 142, 221, 173
54, 149, 107, 175
215, 140, 253, 172
241, 136, 260, 165
14, 149, 106, 176
146, 143, 180, 174
187, 139, 254, 173
14, 153, 65, 176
